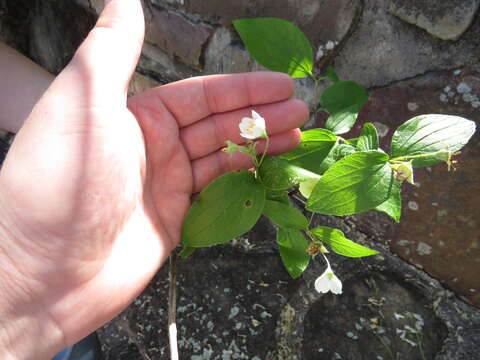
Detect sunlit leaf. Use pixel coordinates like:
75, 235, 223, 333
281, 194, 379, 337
182, 171, 265, 247
277, 228, 310, 278
322, 81, 369, 135
307, 151, 394, 215
310, 226, 379, 257
263, 200, 308, 229
234, 18, 313, 78
391, 114, 476, 167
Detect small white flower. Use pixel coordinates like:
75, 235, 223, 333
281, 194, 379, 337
239, 110, 267, 140
314, 256, 342, 294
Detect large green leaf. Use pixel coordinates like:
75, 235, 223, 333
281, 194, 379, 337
263, 200, 308, 229
277, 228, 310, 278
357, 122, 379, 151
258, 156, 320, 190
375, 181, 402, 223
391, 114, 476, 167
182, 171, 265, 247
310, 226, 378, 257
233, 18, 313, 78
321, 81, 369, 135
279, 129, 337, 173
307, 151, 394, 215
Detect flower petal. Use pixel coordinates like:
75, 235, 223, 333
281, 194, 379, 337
329, 274, 343, 294
239, 118, 256, 139
314, 260, 343, 295
314, 272, 332, 293
252, 110, 262, 120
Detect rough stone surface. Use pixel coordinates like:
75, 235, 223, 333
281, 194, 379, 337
203, 27, 255, 75
334, 0, 480, 87
187, 0, 361, 57
0, 0, 96, 74
138, 42, 198, 83
145, 8, 212, 68
388, 0, 480, 40
29, 1, 96, 74
152, 0, 185, 7
128, 72, 160, 96
73, 0, 103, 14
0, 0, 31, 54
97, 216, 480, 359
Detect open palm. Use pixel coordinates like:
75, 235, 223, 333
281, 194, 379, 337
0, 1, 307, 357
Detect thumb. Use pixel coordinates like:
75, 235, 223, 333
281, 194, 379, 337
67, 0, 145, 98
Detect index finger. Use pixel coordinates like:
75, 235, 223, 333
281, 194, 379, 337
152, 72, 294, 127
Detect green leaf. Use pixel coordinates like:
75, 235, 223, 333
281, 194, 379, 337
357, 122, 379, 151
375, 181, 402, 223
258, 156, 320, 191
182, 170, 265, 247
279, 129, 337, 173
310, 226, 379, 257
321, 81, 369, 135
345, 137, 359, 146
325, 66, 340, 82
391, 114, 476, 167
307, 151, 394, 215
233, 18, 313, 78
179, 247, 196, 259
266, 189, 291, 205
277, 228, 310, 278
263, 200, 308, 229
317, 143, 357, 174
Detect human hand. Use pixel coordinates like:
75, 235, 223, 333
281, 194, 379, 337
0, 1, 307, 358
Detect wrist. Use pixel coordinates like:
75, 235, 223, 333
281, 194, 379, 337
0, 207, 65, 359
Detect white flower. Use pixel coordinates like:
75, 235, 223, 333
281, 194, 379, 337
314, 256, 342, 295
239, 110, 267, 140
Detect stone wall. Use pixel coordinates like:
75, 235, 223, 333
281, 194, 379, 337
0, 0, 479, 359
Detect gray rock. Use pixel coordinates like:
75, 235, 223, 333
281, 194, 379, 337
28, 1, 96, 74
128, 72, 160, 96
334, 0, 480, 87
73, 0, 103, 14
203, 27, 255, 75
145, 8, 212, 68
388, 0, 480, 40
151, 0, 185, 7
138, 43, 198, 83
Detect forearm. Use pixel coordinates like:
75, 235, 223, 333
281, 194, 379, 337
0, 42, 54, 133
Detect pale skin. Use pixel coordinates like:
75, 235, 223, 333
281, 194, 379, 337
0, 1, 308, 359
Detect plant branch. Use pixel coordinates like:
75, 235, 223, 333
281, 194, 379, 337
258, 135, 270, 168
168, 253, 179, 360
